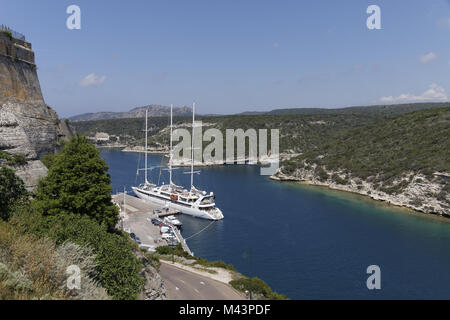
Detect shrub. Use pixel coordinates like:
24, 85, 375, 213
41, 153, 56, 169
0, 220, 67, 299
156, 244, 192, 259
7, 154, 27, 166
0, 167, 27, 221
0, 29, 12, 40
55, 242, 110, 300
229, 277, 288, 300
315, 167, 329, 182
11, 209, 144, 300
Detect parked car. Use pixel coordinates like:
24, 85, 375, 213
162, 233, 176, 240
160, 226, 170, 234
130, 232, 136, 240
151, 219, 160, 225
153, 209, 162, 214
134, 237, 142, 245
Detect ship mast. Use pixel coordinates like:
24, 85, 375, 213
145, 108, 149, 184
190, 103, 195, 191
169, 104, 173, 187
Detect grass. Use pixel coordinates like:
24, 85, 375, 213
0, 220, 67, 299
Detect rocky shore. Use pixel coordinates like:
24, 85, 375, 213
271, 167, 450, 217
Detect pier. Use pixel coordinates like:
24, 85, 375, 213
112, 193, 193, 256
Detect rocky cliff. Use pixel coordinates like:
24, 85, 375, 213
0, 31, 72, 189
271, 167, 450, 217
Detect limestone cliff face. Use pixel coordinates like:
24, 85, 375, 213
0, 32, 72, 189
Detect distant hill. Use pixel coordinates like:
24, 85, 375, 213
68, 105, 193, 122
241, 102, 450, 116
277, 106, 450, 216
70, 102, 449, 122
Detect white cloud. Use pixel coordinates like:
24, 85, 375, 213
420, 52, 437, 64
380, 84, 448, 103
79, 73, 107, 87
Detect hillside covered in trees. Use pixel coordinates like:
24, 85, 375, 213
276, 106, 450, 216
72, 103, 449, 216
72, 102, 446, 153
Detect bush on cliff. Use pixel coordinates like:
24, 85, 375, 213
11, 208, 144, 300
229, 277, 288, 300
0, 167, 27, 221
34, 136, 119, 231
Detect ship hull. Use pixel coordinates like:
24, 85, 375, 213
132, 187, 223, 220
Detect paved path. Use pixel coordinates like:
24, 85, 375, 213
160, 262, 245, 300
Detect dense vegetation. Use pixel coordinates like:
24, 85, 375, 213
0, 219, 109, 299
35, 136, 119, 231
156, 244, 236, 271
0, 151, 27, 166
0, 137, 144, 299
72, 102, 447, 155
282, 106, 450, 196
0, 167, 27, 220
11, 209, 143, 299
230, 277, 288, 300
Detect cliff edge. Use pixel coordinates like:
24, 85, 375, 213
0, 31, 72, 189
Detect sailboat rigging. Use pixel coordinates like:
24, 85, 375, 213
132, 104, 224, 220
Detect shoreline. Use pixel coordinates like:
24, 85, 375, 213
270, 171, 450, 219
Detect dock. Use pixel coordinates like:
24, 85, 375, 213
112, 193, 193, 256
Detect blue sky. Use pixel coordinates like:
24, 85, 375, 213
1, 0, 450, 117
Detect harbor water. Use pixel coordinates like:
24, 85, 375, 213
101, 148, 450, 299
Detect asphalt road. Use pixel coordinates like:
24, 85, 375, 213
160, 262, 245, 300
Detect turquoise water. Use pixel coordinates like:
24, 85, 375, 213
101, 149, 450, 299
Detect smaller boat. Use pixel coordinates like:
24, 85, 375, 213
164, 215, 183, 228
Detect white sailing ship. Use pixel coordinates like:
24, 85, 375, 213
132, 104, 224, 220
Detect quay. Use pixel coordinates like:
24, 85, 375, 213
112, 193, 194, 256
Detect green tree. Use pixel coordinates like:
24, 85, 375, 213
0, 167, 27, 220
35, 136, 119, 230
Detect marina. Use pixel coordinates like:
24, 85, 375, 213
104, 149, 450, 299
112, 193, 194, 256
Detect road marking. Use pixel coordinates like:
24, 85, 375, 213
194, 288, 199, 293
179, 279, 186, 284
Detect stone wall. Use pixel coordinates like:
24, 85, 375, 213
0, 33, 72, 189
